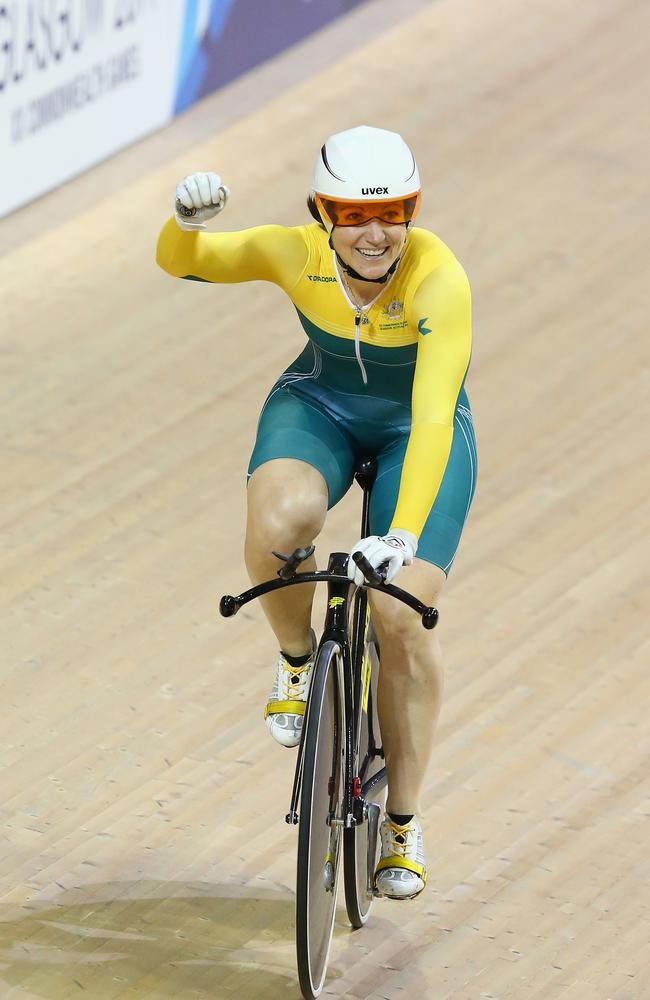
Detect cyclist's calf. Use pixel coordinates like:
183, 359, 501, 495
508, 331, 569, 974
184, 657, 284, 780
369, 561, 446, 814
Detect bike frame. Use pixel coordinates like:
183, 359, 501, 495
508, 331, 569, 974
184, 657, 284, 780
285, 549, 367, 832
219, 460, 438, 836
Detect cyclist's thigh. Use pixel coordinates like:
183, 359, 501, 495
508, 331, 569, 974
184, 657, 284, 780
248, 385, 356, 509
369, 405, 477, 576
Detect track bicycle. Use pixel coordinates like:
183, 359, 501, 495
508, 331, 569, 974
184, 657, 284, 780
219, 456, 438, 999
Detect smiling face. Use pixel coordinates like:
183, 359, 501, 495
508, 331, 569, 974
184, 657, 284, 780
330, 218, 407, 283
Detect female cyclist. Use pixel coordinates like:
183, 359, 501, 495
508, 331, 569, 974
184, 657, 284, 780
156, 125, 477, 901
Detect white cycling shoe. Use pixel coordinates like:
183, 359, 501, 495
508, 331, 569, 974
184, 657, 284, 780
264, 631, 316, 748
374, 815, 428, 900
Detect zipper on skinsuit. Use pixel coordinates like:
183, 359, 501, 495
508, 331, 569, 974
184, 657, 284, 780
354, 308, 368, 385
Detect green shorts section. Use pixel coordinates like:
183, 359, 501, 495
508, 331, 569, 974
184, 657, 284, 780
249, 385, 356, 507
248, 377, 477, 575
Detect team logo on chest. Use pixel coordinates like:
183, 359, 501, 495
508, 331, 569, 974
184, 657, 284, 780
382, 299, 404, 320
378, 298, 407, 330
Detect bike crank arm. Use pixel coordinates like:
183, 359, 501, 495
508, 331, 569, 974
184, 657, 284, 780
327, 815, 356, 828
366, 801, 382, 897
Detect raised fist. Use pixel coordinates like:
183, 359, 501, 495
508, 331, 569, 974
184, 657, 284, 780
175, 172, 230, 231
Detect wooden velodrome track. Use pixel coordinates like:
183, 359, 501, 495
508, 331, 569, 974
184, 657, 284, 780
1, 0, 648, 996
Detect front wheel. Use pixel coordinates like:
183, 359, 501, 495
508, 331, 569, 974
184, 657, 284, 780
296, 640, 345, 999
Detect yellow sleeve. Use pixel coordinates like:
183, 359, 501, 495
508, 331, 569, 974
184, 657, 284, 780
155, 217, 309, 291
390, 264, 472, 539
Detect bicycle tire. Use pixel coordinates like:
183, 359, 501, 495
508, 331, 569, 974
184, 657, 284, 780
296, 639, 345, 999
343, 621, 386, 928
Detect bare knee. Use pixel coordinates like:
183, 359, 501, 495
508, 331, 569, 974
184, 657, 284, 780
371, 598, 429, 655
369, 559, 446, 666
372, 603, 444, 693
246, 459, 328, 556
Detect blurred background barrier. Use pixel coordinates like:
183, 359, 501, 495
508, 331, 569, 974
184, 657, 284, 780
0, 0, 369, 218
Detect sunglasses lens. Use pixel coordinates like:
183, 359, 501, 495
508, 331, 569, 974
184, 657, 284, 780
318, 194, 420, 227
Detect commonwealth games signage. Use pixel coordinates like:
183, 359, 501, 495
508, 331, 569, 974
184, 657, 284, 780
0, 0, 369, 219
0, 1, 185, 217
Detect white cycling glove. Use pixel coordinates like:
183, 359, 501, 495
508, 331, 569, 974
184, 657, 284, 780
175, 172, 230, 231
348, 528, 417, 586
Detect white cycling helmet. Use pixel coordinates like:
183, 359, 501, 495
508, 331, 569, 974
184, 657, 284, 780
311, 125, 421, 233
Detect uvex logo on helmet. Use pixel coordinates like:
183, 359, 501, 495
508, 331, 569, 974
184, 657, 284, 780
362, 187, 389, 196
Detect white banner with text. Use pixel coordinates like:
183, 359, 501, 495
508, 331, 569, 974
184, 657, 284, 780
1, 1, 186, 217
0, 1, 369, 218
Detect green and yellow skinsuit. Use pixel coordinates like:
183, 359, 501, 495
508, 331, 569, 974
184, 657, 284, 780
156, 219, 476, 573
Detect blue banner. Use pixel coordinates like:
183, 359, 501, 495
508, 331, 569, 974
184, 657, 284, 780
174, 0, 369, 113
0, 0, 370, 216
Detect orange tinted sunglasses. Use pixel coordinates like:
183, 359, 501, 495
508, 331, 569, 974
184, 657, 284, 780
316, 193, 421, 227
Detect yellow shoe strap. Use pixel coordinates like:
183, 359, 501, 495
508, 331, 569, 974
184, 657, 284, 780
264, 699, 307, 720
375, 856, 428, 882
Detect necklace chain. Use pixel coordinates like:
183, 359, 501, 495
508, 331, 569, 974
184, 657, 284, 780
340, 267, 368, 310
